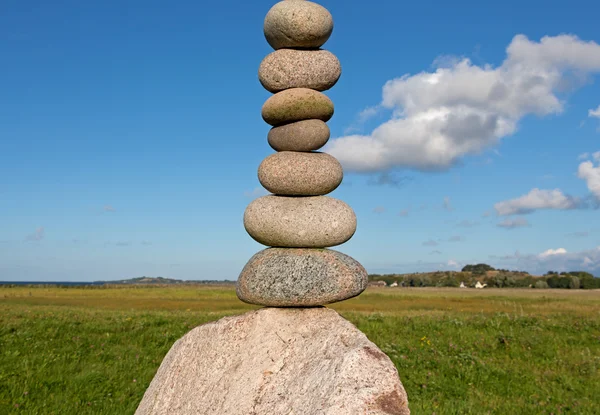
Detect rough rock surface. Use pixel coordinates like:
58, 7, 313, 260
135, 307, 410, 415
258, 151, 343, 196
268, 119, 330, 151
244, 195, 356, 248
237, 248, 368, 306
264, 0, 333, 50
262, 88, 334, 126
259, 49, 341, 93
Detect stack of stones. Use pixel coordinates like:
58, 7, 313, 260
237, 0, 368, 307
136, 3, 411, 412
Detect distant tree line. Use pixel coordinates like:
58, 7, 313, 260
541, 271, 600, 289
368, 264, 600, 289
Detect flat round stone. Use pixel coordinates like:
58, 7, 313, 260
237, 248, 368, 306
268, 119, 330, 151
258, 152, 342, 196
244, 195, 356, 248
264, 1, 333, 50
262, 88, 333, 126
259, 49, 341, 93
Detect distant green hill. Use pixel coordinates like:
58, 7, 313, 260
96, 277, 235, 285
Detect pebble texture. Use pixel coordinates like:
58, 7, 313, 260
259, 49, 341, 93
135, 308, 410, 415
262, 88, 334, 126
258, 151, 343, 196
244, 195, 356, 248
264, 1, 333, 50
268, 119, 330, 151
237, 248, 368, 306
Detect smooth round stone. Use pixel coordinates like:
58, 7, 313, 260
258, 152, 342, 196
244, 195, 356, 248
237, 248, 368, 307
268, 119, 330, 151
262, 88, 334, 126
264, 1, 333, 50
259, 49, 341, 93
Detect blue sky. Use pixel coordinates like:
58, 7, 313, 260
1, 0, 599, 281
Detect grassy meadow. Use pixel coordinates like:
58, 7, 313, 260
1, 285, 599, 414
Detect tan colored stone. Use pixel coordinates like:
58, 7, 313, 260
268, 119, 330, 151
264, 1, 333, 50
244, 195, 356, 248
259, 49, 341, 93
135, 308, 410, 415
258, 151, 342, 196
262, 88, 333, 126
237, 248, 368, 306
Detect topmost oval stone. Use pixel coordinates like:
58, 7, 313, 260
264, 1, 333, 50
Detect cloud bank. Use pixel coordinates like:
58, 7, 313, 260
493, 246, 600, 275
497, 217, 530, 229
493, 151, 600, 216
326, 35, 600, 172
578, 152, 600, 200
494, 188, 580, 215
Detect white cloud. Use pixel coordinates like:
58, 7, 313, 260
497, 217, 531, 229
103, 205, 116, 212
25, 227, 45, 242
590, 105, 600, 118
539, 248, 568, 258
494, 188, 580, 215
326, 34, 600, 172
359, 106, 380, 122
578, 155, 600, 200
447, 259, 459, 268
494, 153, 599, 216
344, 105, 382, 134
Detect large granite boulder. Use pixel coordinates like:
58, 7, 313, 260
136, 307, 410, 415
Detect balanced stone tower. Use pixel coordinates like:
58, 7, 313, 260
237, 0, 367, 307
136, 2, 410, 414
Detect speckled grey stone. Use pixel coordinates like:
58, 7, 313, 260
259, 49, 341, 93
244, 195, 356, 248
262, 88, 334, 126
258, 151, 343, 196
268, 119, 330, 151
237, 248, 368, 306
264, 1, 333, 50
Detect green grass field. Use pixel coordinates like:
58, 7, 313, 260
1, 286, 599, 414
